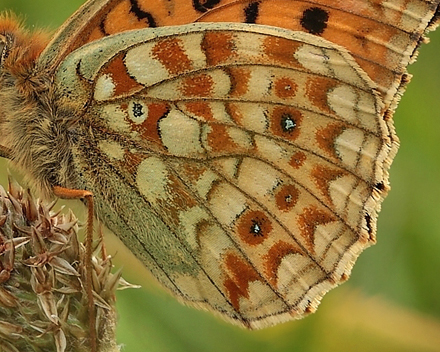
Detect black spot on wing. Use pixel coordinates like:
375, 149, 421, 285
300, 7, 329, 35
244, 2, 260, 23
192, 0, 221, 13
130, 0, 157, 27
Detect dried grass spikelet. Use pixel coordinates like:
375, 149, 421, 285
0, 179, 124, 352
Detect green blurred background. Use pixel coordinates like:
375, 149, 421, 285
1, 1, 440, 351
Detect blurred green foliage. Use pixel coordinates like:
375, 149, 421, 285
1, 1, 440, 351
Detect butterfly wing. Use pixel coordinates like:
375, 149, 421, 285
40, 0, 440, 108
54, 23, 396, 327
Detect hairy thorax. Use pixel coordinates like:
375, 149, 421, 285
0, 16, 78, 198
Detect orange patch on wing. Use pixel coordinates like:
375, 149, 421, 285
162, 175, 199, 220
152, 37, 193, 74
315, 123, 346, 159
206, 124, 240, 153
223, 252, 262, 311
180, 163, 211, 183
200, 2, 249, 23
129, 102, 170, 147
289, 151, 306, 169
225, 103, 244, 124
87, 26, 105, 43
150, 178, 200, 230
321, 10, 397, 67
275, 184, 299, 211
298, 206, 336, 253
202, 31, 236, 66
311, 165, 347, 205
274, 77, 298, 99
236, 210, 272, 246
227, 67, 251, 97
356, 58, 393, 96
181, 74, 214, 97
305, 76, 338, 114
123, 150, 146, 176
262, 36, 302, 68
105, 1, 151, 35
270, 106, 302, 141
101, 54, 144, 97
184, 102, 214, 121
264, 241, 304, 285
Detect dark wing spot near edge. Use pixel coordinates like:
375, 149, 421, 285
192, 0, 222, 13
304, 300, 314, 313
365, 213, 373, 235
428, 6, 440, 29
374, 182, 385, 192
300, 7, 329, 35
244, 2, 260, 23
130, 0, 157, 27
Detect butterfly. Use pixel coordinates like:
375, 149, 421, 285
1, 0, 439, 343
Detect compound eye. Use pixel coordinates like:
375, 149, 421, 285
0, 35, 5, 54
0, 34, 11, 68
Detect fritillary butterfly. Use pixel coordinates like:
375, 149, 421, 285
1, 0, 439, 341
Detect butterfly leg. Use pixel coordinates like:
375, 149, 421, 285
52, 186, 97, 352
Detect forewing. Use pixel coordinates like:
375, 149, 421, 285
55, 23, 397, 328
39, 0, 440, 107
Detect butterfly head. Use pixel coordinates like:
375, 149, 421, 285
0, 13, 49, 74
0, 32, 12, 67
